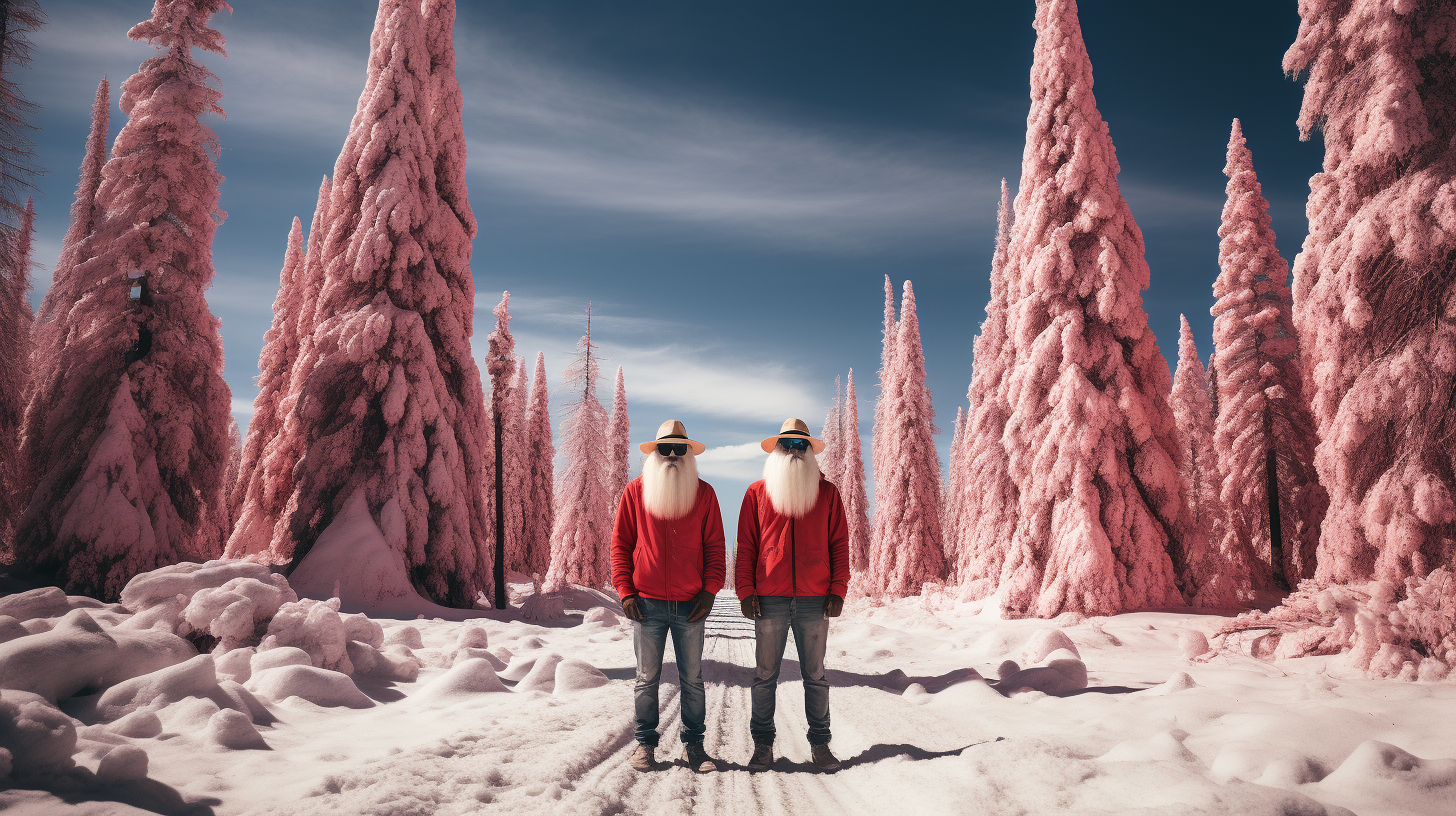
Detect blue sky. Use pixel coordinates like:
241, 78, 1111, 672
18, 1, 1322, 537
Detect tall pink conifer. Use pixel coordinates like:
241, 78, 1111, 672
268, 0, 494, 607
1171, 315, 1250, 608
1284, 1, 1456, 587
940, 405, 966, 570
1211, 119, 1327, 591
868, 281, 945, 597
15, 2, 235, 598
608, 365, 630, 506
545, 310, 615, 592
950, 179, 1020, 599
841, 369, 872, 579
820, 376, 843, 487
997, 0, 1187, 618
225, 178, 330, 561
522, 351, 555, 577
487, 292, 526, 595
870, 275, 898, 497
0, 198, 34, 552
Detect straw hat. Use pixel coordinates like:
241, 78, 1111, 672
638, 419, 707, 455
760, 417, 825, 454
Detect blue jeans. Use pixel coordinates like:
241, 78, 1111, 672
751, 595, 831, 746
632, 597, 706, 746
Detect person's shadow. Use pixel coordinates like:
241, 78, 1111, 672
706, 738, 1006, 773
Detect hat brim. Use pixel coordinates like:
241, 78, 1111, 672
760, 434, 826, 454
639, 438, 707, 455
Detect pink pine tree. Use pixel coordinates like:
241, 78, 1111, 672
608, 365, 630, 505
1170, 314, 1251, 608
949, 179, 1020, 600
15, 79, 108, 564
1211, 119, 1327, 591
0, 198, 34, 553
940, 405, 966, 571
870, 275, 898, 500
522, 351, 555, 577
868, 280, 946, 597
841, 369, 872, 579
487, 291, 527, 598
996, 0, 1187, 618
820, 376, 843, 488
544, 309, 615, 592
225, 178, 330, 561
265, 0, 494, 607
1284, 0, 1455, 588
15, 1, 235, 598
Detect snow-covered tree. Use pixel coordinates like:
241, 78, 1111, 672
522, 351, 555, 577
821, 376, 844, 488
544, 309, 615, 592
940, 405, 965, 569
225, 178, 329, 562
1171, 314, 1251, 608
15, 0, 235, 598
487, 291, 525, 602
871, 275, 898, 495
0, 0, 41, 228
266, 0, 494, 607
841, 369, 872, 580
1285, 0, 1455, 588
997, 0, 1187, 618
948, 180, 1019, 599
607, 365, 630, 505
1211, 119, 1327, 592
868, 280, 945, 597
0, 199, 33, 552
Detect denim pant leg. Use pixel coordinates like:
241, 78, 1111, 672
668, 607, 707, 744
792, 596, 832, 745
633, 599, 670, 746
750, 596, 793, 746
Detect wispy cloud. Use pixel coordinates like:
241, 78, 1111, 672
695, 441, 767, 482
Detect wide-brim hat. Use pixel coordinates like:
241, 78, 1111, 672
760, 417, 825, 454
639, 419, 707, 455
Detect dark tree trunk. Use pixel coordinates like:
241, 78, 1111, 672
494, 411, 506, 608
1266, 446, 1289, 591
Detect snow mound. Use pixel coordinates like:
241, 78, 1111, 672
215, 646, 254, 682
553, 659, 609, 693
207, 708, 268, 750
118, 560, 298, 651
93, 654, 230, 722
514, 653, 565, 693
1211, 743, 1328, 788
0, 690, 77, 779
581, 606, 621, 626
260, 598, 357, 674
416, 658, 509, 701
1021, 628, 1079, 664
384, 625, 423, 649
0, 616, 27, 644
108, 709, 162, 739
1179, 629, 1211, 659
0, 609, 194, 703
252, 646, 312, 672
453, 647, 506, 671
181, 576, 296, 652
1145, 670, 1199, 695
499, 653, 542, 682
0, 587, 71, 622
1100, 730, 1199, 763
159, 697, 222, 732
455, 626, 488, 649
247, 665, 373, 708
519, 591, 567, 622
995, 649, 1088, 695
1322, 740, 1456, 787
96, 744, 149, 782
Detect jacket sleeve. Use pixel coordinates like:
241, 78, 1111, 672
826, 484, 851, 599
610, 486, 639, 599
700, 486, 726, 595
735, 486, 761, 600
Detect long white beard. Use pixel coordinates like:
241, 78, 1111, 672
763, 448, 821, 518
642, 451, 699, 520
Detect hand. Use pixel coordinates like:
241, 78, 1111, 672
621, 594, 644, 622
824, 594, 844, 618
740, 595, 759, 619
687, 590, 715, 622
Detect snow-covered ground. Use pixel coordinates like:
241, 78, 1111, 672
4, 575, 1456, 816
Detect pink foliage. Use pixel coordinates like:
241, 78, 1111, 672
947, 180, 1020, 600
841, 369, 872, 582
544, 311, 615, 592
487, 292, 528, 573
820, 376, 843, 488
1285, 0, 1456, 587
868, 281, 945, 598
262, 0, 494, 607
870, 275, 898, 491
226, 179, 329, 562
996, 0, 1186, 618
1211, 120, 1326, 593
1171, 315, 1250, 608
15, 2, 234, 598
522, 351, 555, 577
940, 405, 965, 562
608, 365, 630, 509
0, 199, 35, 552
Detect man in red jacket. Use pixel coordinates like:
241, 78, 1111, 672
736, 418, 850, 773
612, 420, 726, 774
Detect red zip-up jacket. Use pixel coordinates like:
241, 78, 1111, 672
735, 478, 850, 599
611, 477, 727, 602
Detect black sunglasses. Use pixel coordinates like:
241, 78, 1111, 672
778, 437, 810, 452
656, 443, 689, 457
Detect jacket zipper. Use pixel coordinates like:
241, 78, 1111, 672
790, 513, 797, 597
